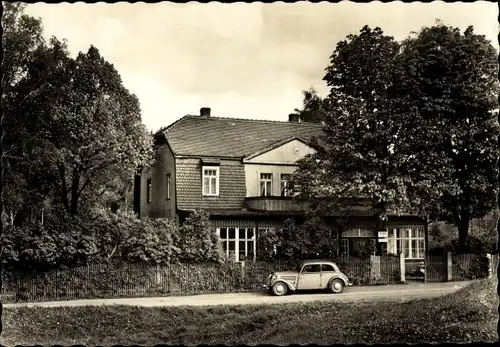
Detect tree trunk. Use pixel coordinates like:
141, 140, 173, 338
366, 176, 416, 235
58, 164, 70, 213
457, 212, 470, 253
70, 170, 80, 215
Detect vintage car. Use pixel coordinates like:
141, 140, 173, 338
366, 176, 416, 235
263, 260, 352, 296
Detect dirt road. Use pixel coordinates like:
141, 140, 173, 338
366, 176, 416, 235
3, 281, 472, 309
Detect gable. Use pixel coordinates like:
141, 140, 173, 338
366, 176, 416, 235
244, 138, 316, 165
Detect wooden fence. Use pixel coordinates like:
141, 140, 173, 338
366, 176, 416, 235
425, 253, 495, 283
1, 256, 404, 303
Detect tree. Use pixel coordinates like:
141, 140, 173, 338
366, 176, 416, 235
8, 37, 153, 216
1, 3, 48, 225
293, 88, 326, 123
398, 24, 498, 250
293, 26, 427, 223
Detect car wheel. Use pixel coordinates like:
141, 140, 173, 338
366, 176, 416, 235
329, 279, 344, 294
271, 282, 288, 296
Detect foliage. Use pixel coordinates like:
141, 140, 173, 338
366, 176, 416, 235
259, 217, 338, 260
293, 87, 326, 123
1, 3, 49, 225
349, 239, 376, 258
397, 24, 498, 249
170, 262, 243, 293
0, 208, 234, 270
256, 227, 282, 261
293, 26, 426, 222
1, 3, 153, 220
0, 211, 99, 271
293, 24, 498, 253
121, 217, 180, 264
178, 210, 225, 263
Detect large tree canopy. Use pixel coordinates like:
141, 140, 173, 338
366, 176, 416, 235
397, 25, 498, 248
2, 4, 153, 220
293, 24, 498, 250
293, 26, 424, 219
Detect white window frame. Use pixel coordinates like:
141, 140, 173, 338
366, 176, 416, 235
280, 174, 292, 197
217, 227, 257, 262
166, 173, 171, 199
260, 173, 273, 196
202, 166, 219, 196
388, 227, 425, 259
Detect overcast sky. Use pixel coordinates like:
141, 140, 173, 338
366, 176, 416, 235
25, 1, 498, 132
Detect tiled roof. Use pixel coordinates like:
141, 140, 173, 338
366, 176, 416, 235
160, 115, 323, 158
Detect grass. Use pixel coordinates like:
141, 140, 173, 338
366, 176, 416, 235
0, 278, 498, 345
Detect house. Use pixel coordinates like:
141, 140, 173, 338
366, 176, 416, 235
134, 107, 428, 270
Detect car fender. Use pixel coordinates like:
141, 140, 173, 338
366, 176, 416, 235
272, 279, 296, 291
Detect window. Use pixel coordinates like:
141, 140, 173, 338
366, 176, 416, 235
341, 239, 349, 257
342, 228, 373, 237
388, 227, 425, 259
217, 227, 256, 262
302, 264, 321, 273
280, 174, 292, 197
146, 178, 152, 203
202, 167, 219, 196
166, 173, 171, 199
321, 264, 336, 272
260, 173, 273, 196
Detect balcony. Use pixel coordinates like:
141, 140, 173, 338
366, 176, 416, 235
244, 197, 413, 216
244, 196, 310, 213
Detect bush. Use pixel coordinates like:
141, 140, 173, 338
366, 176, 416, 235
1, 212, 100, 271
177, 210, 225, 263
261, 217, 338, 261
120, 217, 180, 264
169, 262, 243, 293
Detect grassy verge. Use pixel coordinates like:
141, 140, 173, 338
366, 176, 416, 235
1, 278, 497, 345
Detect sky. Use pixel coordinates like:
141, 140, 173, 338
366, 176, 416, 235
25, 1, 498, 132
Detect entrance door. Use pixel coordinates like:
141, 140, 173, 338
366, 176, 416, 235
297, 264, 322, 290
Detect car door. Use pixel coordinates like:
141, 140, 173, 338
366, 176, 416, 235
320, 264, 337, 288
296, 264, 322, 290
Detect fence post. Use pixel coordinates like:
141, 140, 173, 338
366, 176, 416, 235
399, 252, 405, 283
487, 253, 492, 279
156, 263, 161, 285
446, 252, 452, 281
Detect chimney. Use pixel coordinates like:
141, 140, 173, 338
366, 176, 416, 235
200, 107, 211, 117
288, 113, 300, 123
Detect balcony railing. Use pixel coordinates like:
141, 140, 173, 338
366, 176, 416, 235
245, 196, 309, 213
244, 197, 414, 216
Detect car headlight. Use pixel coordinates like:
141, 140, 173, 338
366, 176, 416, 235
268, 273, 277, 281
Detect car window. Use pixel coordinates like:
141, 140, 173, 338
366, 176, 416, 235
321, 264, 336, 272
302, 264, 321, 273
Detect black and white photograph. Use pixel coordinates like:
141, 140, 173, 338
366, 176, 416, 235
0, 0, 498, 345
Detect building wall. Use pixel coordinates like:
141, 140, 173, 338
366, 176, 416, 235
176, 158, 246, 210
139, 143, 176, 220
246, 139, 316, 164
244, 163, 298, 197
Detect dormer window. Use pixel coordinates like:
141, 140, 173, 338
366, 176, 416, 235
202, 166, 219, 196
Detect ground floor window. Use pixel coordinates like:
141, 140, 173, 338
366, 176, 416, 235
387, 226, 425, 259
217, 227, 256, 262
